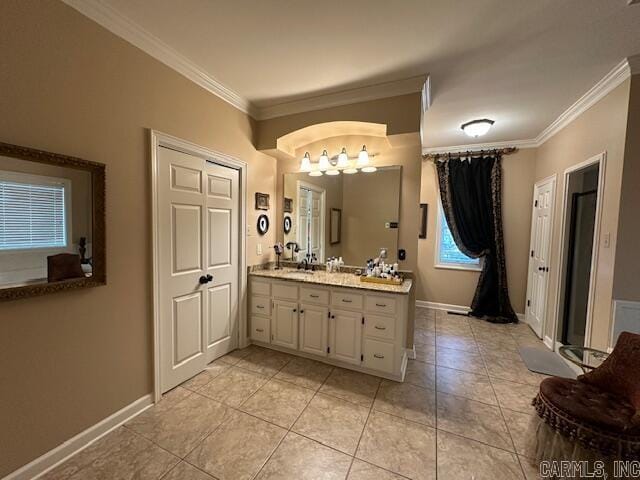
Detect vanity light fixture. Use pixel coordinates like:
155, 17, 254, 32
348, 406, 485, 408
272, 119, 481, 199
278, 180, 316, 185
461, 119, 495, 138
356, 145, 370, 167
300, 151, 312, 172
343, 167, 358, 174
325, 169, 340, 176
318, 149, 331, 170
308, 170, 323, 177
361, 166, 377, 173
337, 147, 349, 168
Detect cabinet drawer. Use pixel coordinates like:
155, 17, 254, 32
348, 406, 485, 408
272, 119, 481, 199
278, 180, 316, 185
250, 315, 270, 343
365, 295, 397, 316
251, 296, 271, 316
251, 279, 271, 296
364, 314, 396, 341
272, 282, 298, 300
300, 287, 329, 305
362, 339, 395, 374
331, 290, 363, 310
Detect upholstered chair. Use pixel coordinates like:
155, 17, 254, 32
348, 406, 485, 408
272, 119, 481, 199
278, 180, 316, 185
532, 332, 640, 479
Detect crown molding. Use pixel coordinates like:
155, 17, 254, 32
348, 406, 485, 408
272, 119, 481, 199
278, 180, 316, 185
255, 76, 426, 120
421, 138, 538, 156
61, 0, 255, 116
535, 58, 631, 145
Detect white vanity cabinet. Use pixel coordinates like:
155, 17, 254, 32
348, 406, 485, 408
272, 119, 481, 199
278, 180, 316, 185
249, 276, 408, 381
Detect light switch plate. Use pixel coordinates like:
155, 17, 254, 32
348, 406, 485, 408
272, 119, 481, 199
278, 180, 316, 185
257, 243, 263, 255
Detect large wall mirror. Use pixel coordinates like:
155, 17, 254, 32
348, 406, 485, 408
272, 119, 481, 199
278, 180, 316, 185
0, 142, 105, 301
283, 166, 401, 266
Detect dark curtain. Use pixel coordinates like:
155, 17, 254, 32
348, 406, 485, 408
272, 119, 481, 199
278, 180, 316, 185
436, 155, 517, 323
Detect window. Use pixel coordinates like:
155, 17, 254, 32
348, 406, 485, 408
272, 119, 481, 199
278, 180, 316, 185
0, 171, 69, 251
435, 201, 481, 270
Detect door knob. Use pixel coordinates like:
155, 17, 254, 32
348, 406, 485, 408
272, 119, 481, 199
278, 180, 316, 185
538, 267, 544, 271
199, 274, 213, 284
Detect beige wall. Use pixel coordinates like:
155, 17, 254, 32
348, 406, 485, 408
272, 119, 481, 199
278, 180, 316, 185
535, 80, 630, 349
0, 0, 277, 476
613, 74, 640, 302
416, 149, 536, 313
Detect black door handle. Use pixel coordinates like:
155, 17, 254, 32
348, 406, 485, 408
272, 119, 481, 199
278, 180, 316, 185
199, 274, 213, 284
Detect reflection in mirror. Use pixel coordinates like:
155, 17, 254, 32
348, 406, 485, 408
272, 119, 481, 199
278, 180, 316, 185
0, 142, 105, 300
283, 166, 401, 266
1, 157, 92, 287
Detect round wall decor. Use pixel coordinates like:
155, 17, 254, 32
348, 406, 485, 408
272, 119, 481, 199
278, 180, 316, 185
283, 216, 292, 234
257, 214, 269, 235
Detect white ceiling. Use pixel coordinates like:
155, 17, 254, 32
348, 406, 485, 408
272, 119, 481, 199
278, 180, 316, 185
73, 0, 640, 147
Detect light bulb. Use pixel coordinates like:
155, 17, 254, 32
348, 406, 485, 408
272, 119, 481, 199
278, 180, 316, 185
461, 119, 494, 138
357, 145, 369, 167
300, 152, 311, 172
337, 147, 349, 168
318, 149, 330, 170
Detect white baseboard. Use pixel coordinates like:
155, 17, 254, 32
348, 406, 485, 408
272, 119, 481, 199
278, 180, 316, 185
406, 345, 416, 360
6, 394, 153, 480
543, 336, 554, 349
416, 300, 525, 321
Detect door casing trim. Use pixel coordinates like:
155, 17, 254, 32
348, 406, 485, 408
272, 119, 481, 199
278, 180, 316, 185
150, 130, 247, 403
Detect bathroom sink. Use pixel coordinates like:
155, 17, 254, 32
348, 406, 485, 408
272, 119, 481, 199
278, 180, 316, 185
284, 270, 315, 278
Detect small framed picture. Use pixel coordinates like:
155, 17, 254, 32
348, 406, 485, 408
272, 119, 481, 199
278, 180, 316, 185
255, 192, 270, 210
284, 197, 293, 213
330, 208, 341, 245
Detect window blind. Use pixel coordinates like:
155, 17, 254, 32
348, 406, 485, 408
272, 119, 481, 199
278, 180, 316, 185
0, 179, 66, 250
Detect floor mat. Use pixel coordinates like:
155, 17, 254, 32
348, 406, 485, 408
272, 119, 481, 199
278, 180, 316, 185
519, 346, 577, 378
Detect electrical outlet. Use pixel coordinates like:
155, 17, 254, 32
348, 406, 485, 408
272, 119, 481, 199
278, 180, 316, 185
603, 232, 611, 248
257, 243, 263, 255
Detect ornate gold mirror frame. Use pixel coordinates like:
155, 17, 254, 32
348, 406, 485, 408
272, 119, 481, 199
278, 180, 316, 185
0, 142, 106, 301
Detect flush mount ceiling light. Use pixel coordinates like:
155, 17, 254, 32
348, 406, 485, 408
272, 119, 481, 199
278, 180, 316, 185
461, 119, 495, 138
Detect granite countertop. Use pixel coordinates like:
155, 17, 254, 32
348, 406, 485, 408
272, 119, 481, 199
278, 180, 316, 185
249, 268, 413, 294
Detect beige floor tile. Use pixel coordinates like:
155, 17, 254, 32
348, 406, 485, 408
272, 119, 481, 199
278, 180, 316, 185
181, 360, 230, 391
478, 343, 523, 361
404, 360, 436, 389
129, 393, 230, 458
436, 366, 497, 405
41, 427, 134, 480
356, 410, 436, 480
414, 328, 436, 346
519, 455, 541, 480
491, 378, 539, 414
437, 430, 524, 480
187, 410, 286, 480
274, 356, 333, 391
436, 393, 513, 450
483, 354, 547, 386
256, 432, 352, 480
319, 367, 381, 407
292, 393, 369, 454
240, 378, 314, 428
436, 322, 474, 336
503, 408, 541, 458
67, 428, 178, 480
415, 315, 435, 331
218, 345, 259, 365
373, 380, 436, 427
125, 386, 193, 436
163, 462, 216, 480
436, 333, 478, 352
414, 342, 435, 364
347, 459, 406, 480
198, 366, 268, 407
235, 347, 292, 377
436, 347, 487, 374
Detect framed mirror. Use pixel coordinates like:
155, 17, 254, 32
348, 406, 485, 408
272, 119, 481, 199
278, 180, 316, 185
0, 142, 106, 301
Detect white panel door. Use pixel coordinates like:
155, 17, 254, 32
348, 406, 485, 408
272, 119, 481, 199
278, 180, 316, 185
299, 304, 328, 357
525, 178, 555, 338
272, 300, 299, 350
329, 308, 362, 365
297, 188, 310, 261
310, 189, 322, 262
158, 146, 239, 393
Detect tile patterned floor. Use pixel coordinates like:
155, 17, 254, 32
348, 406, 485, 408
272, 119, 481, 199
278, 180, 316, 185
42, 307, 547, 480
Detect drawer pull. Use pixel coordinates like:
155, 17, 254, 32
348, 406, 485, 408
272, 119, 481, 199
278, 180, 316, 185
310, 294, 320, 298
374, 325, 386, 330
256, 305, 264, 309
373, 353, 385, 359
375, 303, 387, 307
255, 328, 264, 333
341, 299, 352, 303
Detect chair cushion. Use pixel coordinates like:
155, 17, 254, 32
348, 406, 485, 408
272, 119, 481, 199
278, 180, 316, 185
540, 377, 638, 434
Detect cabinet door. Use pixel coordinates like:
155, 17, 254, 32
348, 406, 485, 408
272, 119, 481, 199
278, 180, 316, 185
299, 304, 328, 357
271, 300, 298, 350
329, 308, 362, 365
